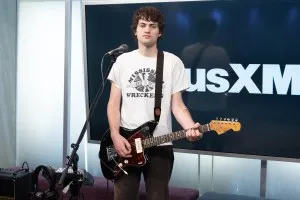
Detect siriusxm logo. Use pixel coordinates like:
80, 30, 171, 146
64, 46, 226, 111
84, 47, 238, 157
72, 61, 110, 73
186, 64, 300, 95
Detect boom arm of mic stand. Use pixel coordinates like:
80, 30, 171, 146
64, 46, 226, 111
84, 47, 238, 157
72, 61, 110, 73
58, 54, 117, 185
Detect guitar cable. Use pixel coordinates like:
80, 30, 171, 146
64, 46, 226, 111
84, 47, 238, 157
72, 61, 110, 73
112, 157, 128, 175
99, 147, 129, 175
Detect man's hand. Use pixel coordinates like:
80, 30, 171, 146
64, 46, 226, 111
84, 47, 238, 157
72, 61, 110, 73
111, 134, 132, 157
186, 122, 203, 141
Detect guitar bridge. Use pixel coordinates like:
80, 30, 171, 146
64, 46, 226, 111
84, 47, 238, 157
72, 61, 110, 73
106, 146, 118, 161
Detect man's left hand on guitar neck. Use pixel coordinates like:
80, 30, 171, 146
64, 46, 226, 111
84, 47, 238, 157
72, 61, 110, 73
186, 122, 203, 141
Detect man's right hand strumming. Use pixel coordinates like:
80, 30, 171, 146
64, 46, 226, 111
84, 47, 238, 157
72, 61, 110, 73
111, 133, 132, 158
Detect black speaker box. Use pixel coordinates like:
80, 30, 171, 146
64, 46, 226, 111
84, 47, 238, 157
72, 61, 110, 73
0, 168, 32, 200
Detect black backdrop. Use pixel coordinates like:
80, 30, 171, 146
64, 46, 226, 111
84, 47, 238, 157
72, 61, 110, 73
84, 1, 300, 159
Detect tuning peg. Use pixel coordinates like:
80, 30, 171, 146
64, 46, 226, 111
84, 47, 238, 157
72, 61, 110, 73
231, 118, 234, 121
220, 117, 223, 120
235, 118, 238, 121
216, 117, 218, 120
227, 118, 230, 121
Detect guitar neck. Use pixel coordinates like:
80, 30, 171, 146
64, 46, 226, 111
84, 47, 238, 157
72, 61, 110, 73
142, 123, 210, 149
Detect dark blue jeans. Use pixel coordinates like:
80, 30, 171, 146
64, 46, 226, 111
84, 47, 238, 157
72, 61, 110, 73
114, 145, 174, 200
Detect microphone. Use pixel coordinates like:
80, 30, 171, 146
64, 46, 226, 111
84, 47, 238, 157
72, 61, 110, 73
107, 44, 129, 56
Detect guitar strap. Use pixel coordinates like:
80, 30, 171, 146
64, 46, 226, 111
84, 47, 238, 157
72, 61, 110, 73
154, 50, 164, 124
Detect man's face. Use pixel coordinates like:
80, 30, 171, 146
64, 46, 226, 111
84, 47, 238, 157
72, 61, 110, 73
135, 19, 161, 47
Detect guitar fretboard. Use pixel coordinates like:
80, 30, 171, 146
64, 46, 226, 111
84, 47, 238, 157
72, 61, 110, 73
142, 124, 210, 149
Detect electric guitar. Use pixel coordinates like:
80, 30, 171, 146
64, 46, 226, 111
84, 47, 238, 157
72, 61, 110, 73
99, 119, 241, 181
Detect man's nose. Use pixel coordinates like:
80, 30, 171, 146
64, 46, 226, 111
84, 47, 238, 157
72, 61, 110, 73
145, 26, 151, 32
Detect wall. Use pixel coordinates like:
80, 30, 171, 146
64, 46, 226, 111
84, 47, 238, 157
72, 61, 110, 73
0, 0, 17, 168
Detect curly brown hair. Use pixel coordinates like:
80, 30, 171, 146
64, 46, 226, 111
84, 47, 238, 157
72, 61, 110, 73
131, 6, 165, 39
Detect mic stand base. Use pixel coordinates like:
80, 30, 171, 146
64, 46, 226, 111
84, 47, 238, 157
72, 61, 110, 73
69, 180, 82, 200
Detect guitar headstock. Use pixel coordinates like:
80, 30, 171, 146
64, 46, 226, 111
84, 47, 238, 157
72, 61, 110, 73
209, 117, 241, 135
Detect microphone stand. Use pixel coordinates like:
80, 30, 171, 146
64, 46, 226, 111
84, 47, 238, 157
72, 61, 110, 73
58, 53, 117, 200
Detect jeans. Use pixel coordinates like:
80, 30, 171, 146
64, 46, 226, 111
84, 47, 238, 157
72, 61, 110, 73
113, 145, 174, 200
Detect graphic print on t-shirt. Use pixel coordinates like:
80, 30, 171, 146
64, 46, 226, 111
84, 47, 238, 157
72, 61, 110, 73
126, 67, 164, 98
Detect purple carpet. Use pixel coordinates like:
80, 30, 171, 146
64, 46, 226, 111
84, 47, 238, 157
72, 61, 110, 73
38, 176, 199, 200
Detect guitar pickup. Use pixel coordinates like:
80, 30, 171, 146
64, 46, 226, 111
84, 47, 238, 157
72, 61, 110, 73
135, 138, 143, 153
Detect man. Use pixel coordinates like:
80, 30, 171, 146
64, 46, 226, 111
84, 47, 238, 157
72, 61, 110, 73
107, 6, 202, 200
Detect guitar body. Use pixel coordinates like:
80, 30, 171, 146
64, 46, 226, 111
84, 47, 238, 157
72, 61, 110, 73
99, 120, 158, 181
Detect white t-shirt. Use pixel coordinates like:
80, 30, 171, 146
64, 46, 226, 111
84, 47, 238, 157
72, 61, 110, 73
107, 50, 189, 145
